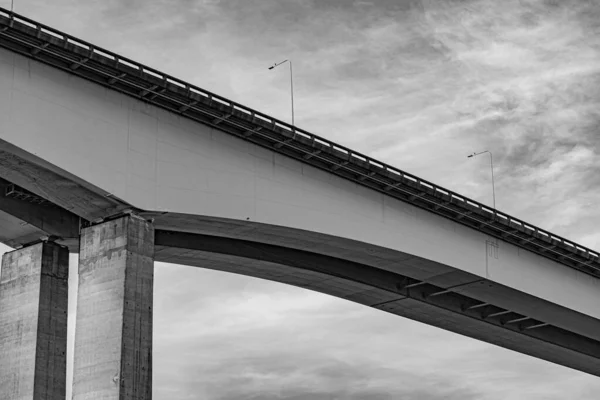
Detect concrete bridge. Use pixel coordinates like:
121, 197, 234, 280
0, 8, 599, 399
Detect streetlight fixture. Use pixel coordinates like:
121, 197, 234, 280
468, 150, 496, 209
268, 59, 295, 127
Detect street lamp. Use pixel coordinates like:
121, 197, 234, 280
468, 150, 496, 209
268, 59, 295, 127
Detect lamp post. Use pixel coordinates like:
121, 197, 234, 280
468, 150, 496, 209
268, 59, 295, 127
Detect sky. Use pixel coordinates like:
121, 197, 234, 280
1, 0, 600, 398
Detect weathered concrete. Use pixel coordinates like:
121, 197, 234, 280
0, 242, 69, 400
72, 215, 154, 400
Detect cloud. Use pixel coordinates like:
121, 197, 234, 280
152, 264, 600, 400
190, 358, 484, 400
153, 265, 488, 400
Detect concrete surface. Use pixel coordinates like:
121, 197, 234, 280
72, 215, 154, 400
0, 242, 68, 400
0, 46, 598, 324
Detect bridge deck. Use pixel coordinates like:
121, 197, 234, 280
0, 7, 598, 279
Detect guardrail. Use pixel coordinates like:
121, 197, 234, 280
0, 7, 598, 278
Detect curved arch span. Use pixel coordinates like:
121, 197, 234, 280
151, 220, 600, 377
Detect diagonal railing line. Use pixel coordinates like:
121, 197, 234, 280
0, 8, 598, 277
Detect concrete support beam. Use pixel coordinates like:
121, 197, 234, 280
0, 178, 81, 251
0, 242, 69, 400
72, 215, 154, 400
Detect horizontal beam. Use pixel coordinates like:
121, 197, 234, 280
0, 178, 80, 242
0, 143, 133, 222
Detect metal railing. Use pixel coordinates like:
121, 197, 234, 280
0, 7, 598, 278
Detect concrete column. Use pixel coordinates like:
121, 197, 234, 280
0, 242, 69, 400
72, 215, 154, 400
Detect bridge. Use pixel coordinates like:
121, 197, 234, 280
0, 8, 599, 399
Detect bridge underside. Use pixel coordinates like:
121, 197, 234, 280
0, 140, 599, 380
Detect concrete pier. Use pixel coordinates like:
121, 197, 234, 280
0, 242, 69, 400
72, 215, 154, 399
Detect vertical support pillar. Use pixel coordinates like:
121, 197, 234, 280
0, 242, 69, 400
72, 215, 154, 399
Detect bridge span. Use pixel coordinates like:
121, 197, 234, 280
0, 8, 599, 399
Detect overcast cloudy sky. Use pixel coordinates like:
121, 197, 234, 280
1, 0, 600, 399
